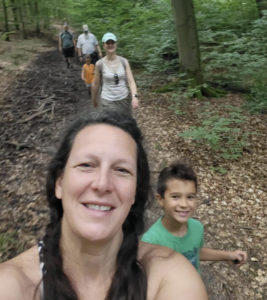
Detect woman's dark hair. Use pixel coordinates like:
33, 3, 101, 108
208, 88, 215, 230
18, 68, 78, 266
157, 160, 198, 198
42, 111, 150, 300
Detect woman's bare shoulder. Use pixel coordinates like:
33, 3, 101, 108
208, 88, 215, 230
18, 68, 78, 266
0, 246, 41, 300
139, 242, 208, 300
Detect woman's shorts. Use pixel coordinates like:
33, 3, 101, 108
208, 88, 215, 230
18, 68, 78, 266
101, 94, 132, 115
62, 46, 75, 58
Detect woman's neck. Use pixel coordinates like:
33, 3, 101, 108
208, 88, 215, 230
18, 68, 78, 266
105, 52, 117, 61
60, 219, 123, 284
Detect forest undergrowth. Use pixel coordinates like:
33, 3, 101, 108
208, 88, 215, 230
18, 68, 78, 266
0, 32, 267, 300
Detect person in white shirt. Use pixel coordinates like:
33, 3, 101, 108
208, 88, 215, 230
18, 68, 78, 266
77, 25, 103, 65
92, 33, 139, 115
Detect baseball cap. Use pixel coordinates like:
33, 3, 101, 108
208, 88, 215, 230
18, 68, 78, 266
102, 33, 117, 43
82, 24, 89, 32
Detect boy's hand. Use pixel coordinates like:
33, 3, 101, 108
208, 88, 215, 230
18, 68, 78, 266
228, 250, 248, 267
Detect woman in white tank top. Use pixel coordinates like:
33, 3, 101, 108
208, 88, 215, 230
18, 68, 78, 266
92, 33, 139, 115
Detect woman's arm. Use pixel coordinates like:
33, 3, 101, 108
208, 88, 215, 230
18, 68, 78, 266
154, 253, 208, 300
0, 265, 37, 300
92, 63, 101, 107
124, 58, 139, 109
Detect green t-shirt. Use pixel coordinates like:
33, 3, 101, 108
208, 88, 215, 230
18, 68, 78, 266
141, 217, 204, 274
60, 31, 74, 49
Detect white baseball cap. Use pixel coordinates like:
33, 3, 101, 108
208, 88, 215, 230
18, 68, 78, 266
102, 32, 117, 43
82, 24, 89, 32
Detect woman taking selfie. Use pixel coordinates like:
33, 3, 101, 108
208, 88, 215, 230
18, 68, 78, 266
0, 111, 207, 300
92, 33, 139, 115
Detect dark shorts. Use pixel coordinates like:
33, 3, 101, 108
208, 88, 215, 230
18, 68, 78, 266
62, 46, 75, 58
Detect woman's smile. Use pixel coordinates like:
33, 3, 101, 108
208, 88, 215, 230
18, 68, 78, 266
55, 124, 137, 241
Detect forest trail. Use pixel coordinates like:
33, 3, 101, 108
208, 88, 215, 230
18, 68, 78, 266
1, 44, 266, 300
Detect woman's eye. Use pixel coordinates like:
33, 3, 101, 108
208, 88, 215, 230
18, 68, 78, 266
79, 163, 93, 168
116, 168, 130, 174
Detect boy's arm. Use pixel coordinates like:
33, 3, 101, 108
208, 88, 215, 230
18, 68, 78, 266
81, 66, 85, 81
199, 247, 248, 266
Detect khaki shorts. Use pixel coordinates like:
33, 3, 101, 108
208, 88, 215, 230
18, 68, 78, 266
101, 94, 132, 115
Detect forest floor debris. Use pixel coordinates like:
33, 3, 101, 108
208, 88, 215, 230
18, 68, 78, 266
0, 41, 266, 300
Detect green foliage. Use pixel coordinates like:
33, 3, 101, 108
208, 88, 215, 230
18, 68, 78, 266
210, 166, 227, 174
168, 92, 186, 116
0, 233, 19, 255
244, 78, 267, 113
179, 104, 250, 159
1, 31, 15, 41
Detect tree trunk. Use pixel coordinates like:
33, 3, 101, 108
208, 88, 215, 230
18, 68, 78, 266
34, 0, 40, 33
255, 0, 267, 18
2, 0, 9, 40
17, 0, 27, 39
10, 0, 20, 30
171, 0, 225, 98
171, 0, 203, 84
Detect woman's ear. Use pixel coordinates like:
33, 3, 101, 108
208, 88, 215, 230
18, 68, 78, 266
55, 175, 63, 199
156, 194, 165, 208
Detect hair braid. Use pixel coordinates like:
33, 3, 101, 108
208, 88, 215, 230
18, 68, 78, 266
106, 213, 147, 300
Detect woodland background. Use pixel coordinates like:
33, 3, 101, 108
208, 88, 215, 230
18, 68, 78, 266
1, 0, 267, 299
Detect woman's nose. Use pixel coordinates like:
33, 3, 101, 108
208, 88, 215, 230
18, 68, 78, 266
91, 168, 113, 194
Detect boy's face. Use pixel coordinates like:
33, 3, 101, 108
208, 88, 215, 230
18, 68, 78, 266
158, 179, 197, 224
86, 58, 91, 64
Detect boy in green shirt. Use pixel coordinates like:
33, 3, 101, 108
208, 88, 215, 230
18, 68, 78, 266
141, 161, 247, 274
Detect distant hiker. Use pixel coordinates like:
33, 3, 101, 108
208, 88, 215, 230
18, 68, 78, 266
141, 161, 248, 274
81, 54, 95, 99
92, 33, 139, 114
58, 23, 76, 69
77, 25, 103, 65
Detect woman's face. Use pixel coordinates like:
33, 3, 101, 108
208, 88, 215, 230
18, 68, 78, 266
104, 40, 117, 53
55, 124, 137, 242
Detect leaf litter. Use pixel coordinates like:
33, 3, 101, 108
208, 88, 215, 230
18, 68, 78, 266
0, 47, 266, 299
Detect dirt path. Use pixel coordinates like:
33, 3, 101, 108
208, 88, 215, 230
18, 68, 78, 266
1, 46, 266, 299
0, 48, 98, 252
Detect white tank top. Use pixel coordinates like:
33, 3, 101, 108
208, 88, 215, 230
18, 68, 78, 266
101, 59, 129, 101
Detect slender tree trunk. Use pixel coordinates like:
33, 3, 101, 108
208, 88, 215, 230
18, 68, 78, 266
43, 7, 50, 30
255, 0, 267, 18
34, 0, 40, 33
2, 0, 10, 40
171, 0, 203, 85
10, 0, 20, 30
17, 0, 27, 38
